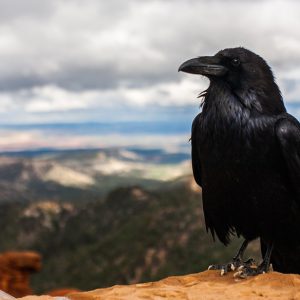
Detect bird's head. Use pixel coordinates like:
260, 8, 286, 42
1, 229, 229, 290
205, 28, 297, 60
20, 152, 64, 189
179, 47, 285, 114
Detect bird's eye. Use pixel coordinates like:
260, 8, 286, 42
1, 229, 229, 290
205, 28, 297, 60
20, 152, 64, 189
231, 58, 240, 67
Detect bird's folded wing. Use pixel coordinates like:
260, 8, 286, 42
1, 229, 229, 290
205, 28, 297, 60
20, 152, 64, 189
276, 116, 300, 202
191, 113, 202, 187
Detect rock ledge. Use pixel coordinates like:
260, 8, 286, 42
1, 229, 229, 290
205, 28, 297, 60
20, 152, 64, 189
19, 270, 300, 300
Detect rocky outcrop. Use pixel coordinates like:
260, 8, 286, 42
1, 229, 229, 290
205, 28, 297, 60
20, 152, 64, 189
0, 251, 41, 298
15, 270, 300, 300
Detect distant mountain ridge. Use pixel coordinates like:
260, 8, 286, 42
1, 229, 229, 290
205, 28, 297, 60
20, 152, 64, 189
0, 147, 189, 162
0, 147, 191, 203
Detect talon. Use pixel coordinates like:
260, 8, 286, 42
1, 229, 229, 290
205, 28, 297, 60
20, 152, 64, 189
233, 270, 248, 279
207, 255, 256, 276
233, 271, 242, 278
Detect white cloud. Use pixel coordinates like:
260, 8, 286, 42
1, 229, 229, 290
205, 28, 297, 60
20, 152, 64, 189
0, 0, 300, 121
24, 86, 95, 112
122, 77, 207, 107
0, 76, 205, 117
0, 93, 17, 112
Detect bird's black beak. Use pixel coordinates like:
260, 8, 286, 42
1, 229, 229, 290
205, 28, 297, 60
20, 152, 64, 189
178, 56, 227, 77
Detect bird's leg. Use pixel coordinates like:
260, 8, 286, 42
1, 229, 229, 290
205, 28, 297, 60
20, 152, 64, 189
234, 242, 274, 278
208, 239, 256, 276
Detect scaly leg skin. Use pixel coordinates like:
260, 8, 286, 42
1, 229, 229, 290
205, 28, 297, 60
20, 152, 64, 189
208, 240, 256, 276
234, 242, 274, 279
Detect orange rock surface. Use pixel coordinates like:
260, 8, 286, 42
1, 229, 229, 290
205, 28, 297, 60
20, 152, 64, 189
17, 270, 300, 300
47, 288, 81, 297
0, 251, 41, 298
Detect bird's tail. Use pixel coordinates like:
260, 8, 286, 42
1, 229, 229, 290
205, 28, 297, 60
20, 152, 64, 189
261, 239, 300, 274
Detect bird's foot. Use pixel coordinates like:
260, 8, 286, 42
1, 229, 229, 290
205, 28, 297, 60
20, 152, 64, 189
233, 263, 272, 279
208, 258, 256, 276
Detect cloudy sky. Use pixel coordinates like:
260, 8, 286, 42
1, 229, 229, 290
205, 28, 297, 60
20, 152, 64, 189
1, 0, 300, 149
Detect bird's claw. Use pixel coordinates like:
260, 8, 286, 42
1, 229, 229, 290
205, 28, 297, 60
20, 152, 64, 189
208, 264, 229, 276
233, 263, 269, 279
234, 267, 262, 279
208, 257, 256, 276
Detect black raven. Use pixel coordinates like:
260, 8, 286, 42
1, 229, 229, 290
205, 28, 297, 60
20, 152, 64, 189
179, 47, 300, 277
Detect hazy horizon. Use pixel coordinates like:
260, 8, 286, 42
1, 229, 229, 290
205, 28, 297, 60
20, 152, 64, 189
0, 101, 299, 152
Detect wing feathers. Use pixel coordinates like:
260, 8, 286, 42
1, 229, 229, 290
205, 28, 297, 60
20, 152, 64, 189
276, 117, 300, 201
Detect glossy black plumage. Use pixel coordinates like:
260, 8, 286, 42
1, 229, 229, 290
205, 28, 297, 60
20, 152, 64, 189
180, 47, 300, 274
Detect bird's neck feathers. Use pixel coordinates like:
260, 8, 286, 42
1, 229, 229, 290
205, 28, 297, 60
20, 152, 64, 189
201, 83, 245, 122
235, 80, 286, 115
202, 80, 286, 117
